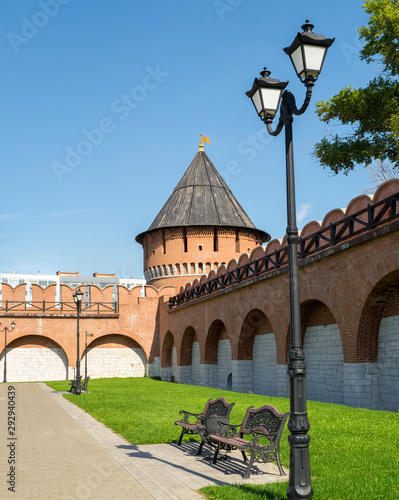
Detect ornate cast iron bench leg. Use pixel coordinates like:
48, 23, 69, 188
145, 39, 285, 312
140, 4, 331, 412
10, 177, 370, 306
275, 447, 285, 475
244, 451, 255, 479
196, 440, 204, 456
177, 427, 186, 447
212, 441, 221, 465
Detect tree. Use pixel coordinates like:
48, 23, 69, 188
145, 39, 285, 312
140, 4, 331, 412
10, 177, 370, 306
363, 159, 398, 192
313, 0, 399, 175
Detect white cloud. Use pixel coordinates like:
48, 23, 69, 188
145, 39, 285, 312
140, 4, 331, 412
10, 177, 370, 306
0, 210, 94, 222
297, 204, 311, 226
0, 213, 21, 221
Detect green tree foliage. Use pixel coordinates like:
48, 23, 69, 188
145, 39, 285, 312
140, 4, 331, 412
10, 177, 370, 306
314, 0, 399, 174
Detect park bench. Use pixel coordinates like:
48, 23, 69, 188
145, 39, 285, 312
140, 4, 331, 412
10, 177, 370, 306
68, 376, 90, 393
174, 397, 235, 455
208, 404, 288, 479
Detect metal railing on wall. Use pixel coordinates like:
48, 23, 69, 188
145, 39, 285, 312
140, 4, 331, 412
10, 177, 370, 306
0, 301, 118, 314
169, 191, 399, 309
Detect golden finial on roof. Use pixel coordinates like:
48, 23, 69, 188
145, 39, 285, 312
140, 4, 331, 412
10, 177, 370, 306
199, 133, 211, 151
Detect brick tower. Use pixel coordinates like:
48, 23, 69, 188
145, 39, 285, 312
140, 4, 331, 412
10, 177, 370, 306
136, 142, 270, 289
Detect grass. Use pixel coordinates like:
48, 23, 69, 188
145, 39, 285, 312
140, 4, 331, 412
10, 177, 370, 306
46, 377, 399, 500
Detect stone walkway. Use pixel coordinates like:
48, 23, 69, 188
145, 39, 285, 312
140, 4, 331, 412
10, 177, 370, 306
0, 383, 288, 499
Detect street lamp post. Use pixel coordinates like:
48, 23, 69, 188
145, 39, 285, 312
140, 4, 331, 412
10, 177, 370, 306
246, 20, 334, 500
85, 331, 94, 380
73, 290, 84, 395
1, 321, 16, 383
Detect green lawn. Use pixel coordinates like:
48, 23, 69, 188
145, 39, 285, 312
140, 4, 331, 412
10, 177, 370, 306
46, 377, 399, 500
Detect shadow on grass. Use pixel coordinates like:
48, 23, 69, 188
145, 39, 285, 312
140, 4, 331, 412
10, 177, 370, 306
201, 482, 287, 500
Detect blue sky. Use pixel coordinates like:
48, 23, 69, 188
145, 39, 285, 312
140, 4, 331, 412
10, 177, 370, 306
1, 0, 378, 279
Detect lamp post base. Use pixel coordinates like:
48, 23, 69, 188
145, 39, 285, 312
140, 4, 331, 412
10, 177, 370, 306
286, 432, 313, 499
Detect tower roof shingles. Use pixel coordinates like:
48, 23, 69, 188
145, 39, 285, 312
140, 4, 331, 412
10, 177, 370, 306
136, 149, 270, 243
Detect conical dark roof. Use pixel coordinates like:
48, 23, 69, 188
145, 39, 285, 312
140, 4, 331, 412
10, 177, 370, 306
136, 149, 270, 243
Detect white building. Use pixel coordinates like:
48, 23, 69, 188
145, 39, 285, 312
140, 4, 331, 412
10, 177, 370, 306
0, 271, 146, 304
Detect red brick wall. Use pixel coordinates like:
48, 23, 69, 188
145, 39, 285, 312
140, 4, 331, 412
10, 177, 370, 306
160, 224, 399, 367
142, 226, 262, 288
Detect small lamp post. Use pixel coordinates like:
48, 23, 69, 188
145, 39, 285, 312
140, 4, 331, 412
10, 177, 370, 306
1, 321, 16, 383
246, 20, 334, 500
73, 289, 84, 395
85, 331, 94, 380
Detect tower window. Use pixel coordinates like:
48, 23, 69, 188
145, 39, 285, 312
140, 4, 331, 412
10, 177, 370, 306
162, 229, 166, 254
183, 228, 188, 252
199, 245, 203, 251
236, 229, 240, 253
213, 227, 218, 252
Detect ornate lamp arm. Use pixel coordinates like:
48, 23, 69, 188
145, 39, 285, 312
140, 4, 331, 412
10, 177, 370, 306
265, 115, 284, 136
264, 84, 314, 136
291, 83, 313, 116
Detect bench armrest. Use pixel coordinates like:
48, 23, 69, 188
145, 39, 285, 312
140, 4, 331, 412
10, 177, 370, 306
246, 429, 276, 445
178, 410, 203, 423
212, 421, 241, 437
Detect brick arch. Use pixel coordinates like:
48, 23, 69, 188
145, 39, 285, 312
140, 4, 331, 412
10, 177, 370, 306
301, 300, 337, 340
0, 335, 68, 382
180, 326, 196, 366
161, 331, 174, 368
3, 334, 70, 365
296, 283, 349, 361
236, 309, 273, 361
85, 334, 147, 358
4, 334, 66, 352
205, 320, 228, 364
85, 328, 148, 354
351, 253, 399, 362
283, 296, 341, 360
82, 333, 147, 379
356, 270, 399, 362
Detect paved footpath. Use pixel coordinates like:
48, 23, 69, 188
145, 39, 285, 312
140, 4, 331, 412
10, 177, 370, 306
0, 383, 287, 499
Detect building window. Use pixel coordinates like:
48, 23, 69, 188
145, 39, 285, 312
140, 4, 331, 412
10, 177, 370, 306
162, 229, 166, 254
183, 228, 188, 252
84, 285, 90, 309
199, 245, 203, 251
